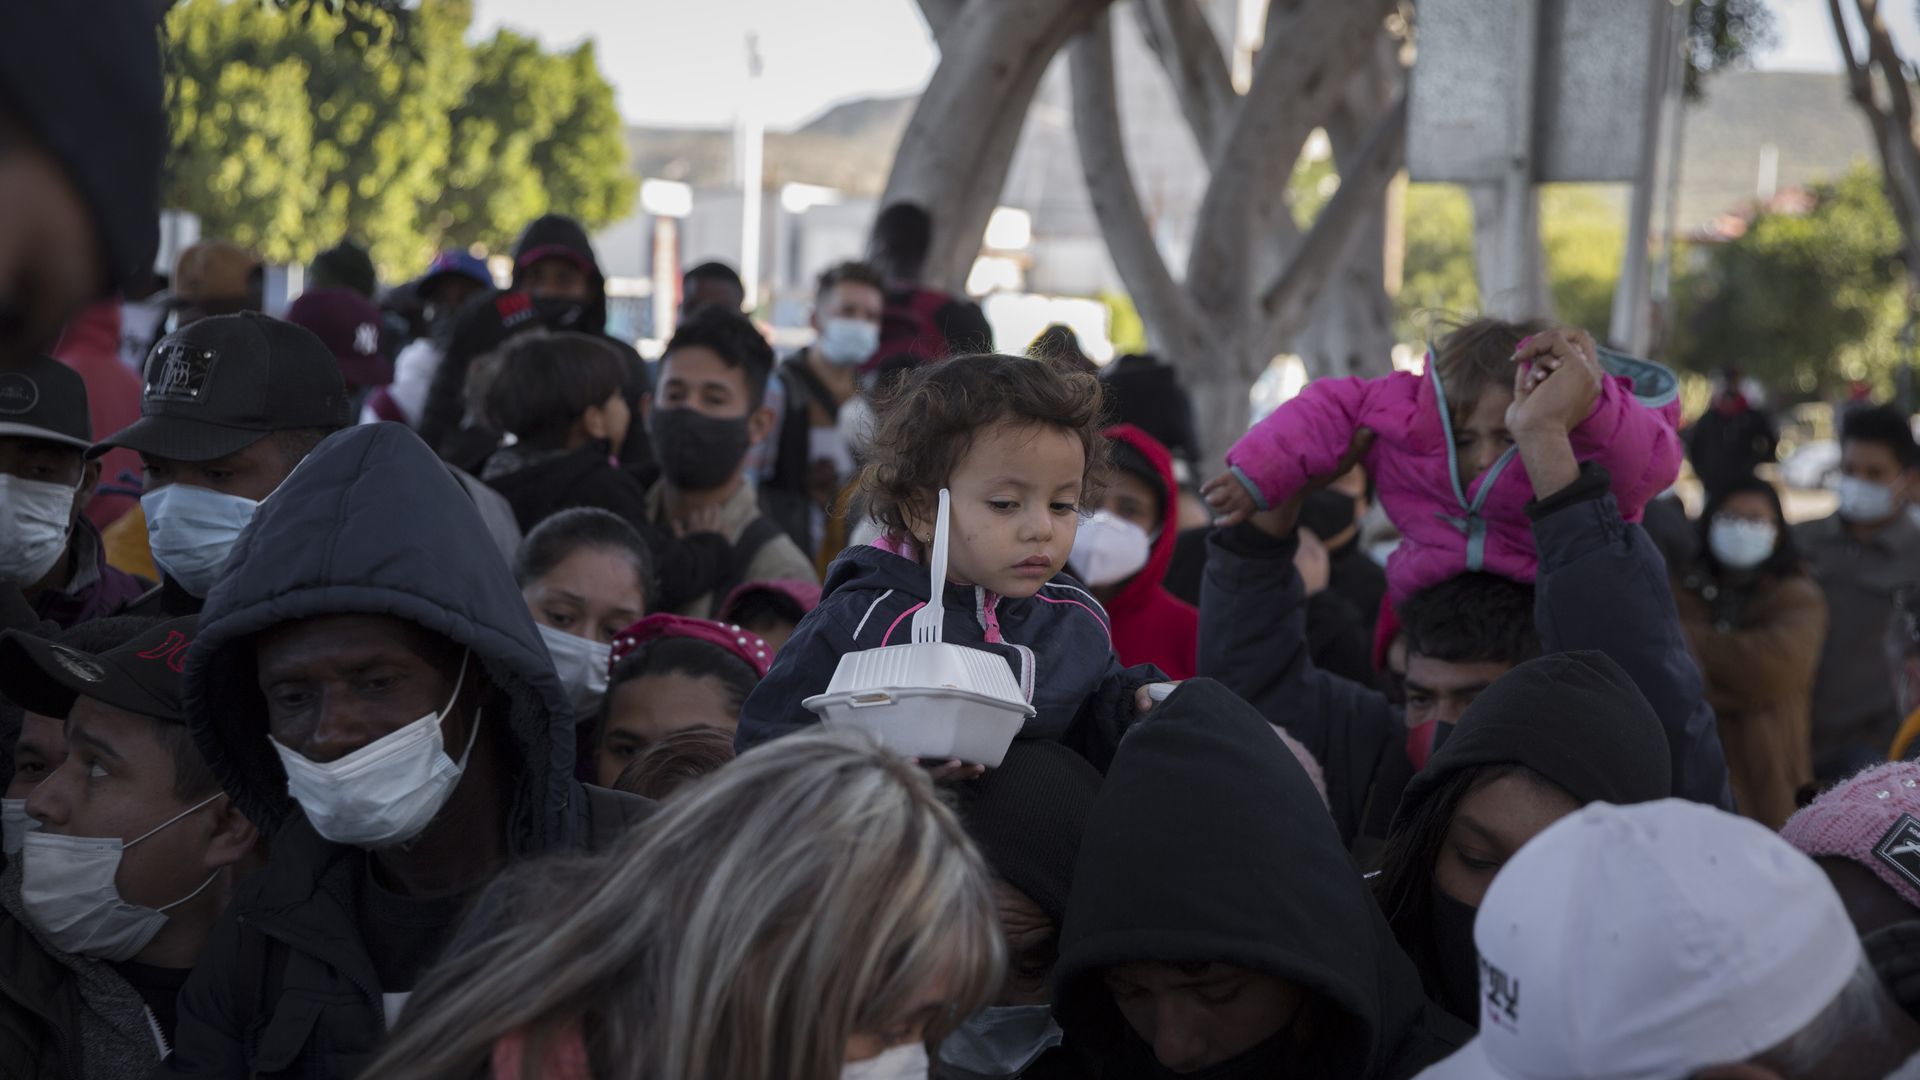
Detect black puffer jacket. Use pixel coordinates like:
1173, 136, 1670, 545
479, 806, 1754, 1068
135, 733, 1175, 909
1053, 679, 1469, 1079
164, 424, 650, 1079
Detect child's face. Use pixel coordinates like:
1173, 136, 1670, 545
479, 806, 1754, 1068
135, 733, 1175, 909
598, 672, 739, 788
1454, 387, 1516, 479
927, 420, 1086, 600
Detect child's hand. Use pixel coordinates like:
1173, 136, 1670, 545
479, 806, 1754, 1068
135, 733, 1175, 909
1205, 422, 1374, 534
1294, 528, 1331, 596
1508, 328, 1603, 437
1135, 681, 1182, 713
1201, 472, 1259, 528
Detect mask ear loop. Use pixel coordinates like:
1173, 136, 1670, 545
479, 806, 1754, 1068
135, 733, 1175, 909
442, 650, 482, 769
125, 790, 230, 914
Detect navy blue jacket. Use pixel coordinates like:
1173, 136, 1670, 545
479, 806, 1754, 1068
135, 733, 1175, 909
738, 542, 1164, 772
1201, 463, 1734, 849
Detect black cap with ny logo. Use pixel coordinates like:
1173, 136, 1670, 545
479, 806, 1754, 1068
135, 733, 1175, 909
90, 311, 351, 464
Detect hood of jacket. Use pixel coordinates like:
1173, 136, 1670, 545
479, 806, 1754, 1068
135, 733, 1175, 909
183, 423, 578, 853
511, 214, 607, 333
1055, 678, 1458, 1078
1102, 424, 1181, 618
1392, 650, 1673, 835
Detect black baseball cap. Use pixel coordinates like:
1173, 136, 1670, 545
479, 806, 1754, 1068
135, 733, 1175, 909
0, 355, 92, 451
0, 616, 199, 724
91, 312, 350, 462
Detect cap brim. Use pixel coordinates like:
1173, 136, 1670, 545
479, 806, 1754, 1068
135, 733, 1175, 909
0, 631, 176, 721
89, 413, 268, 463
1413, 1038, 1508, 1080
0, 421, 91, 451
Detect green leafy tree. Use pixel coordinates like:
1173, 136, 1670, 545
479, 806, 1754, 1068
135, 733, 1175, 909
425, 32, 636, 254
1685, 0, 1775, 97
1672, 164, 1907, 397
163, 0, 634, 279
1393, 183, 1625, 344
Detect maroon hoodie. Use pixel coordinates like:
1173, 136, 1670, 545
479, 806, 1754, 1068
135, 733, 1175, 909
1103, 425, 1198, 679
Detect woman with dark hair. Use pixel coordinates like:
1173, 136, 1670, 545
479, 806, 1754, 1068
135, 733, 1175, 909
1371, 651, 1672, 1027
1672, 473, 1828, 827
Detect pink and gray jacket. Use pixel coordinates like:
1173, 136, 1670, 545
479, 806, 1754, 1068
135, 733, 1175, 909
1226, 353, 1683, 605
736, 536, 1165, 772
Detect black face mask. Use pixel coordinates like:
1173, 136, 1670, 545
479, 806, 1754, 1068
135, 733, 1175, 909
649, 406, 752, 492
1428, 880, 1482, 1026
1298, 488, 1358, 547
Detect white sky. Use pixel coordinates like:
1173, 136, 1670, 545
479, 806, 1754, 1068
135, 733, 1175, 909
469, 0, 1920, 131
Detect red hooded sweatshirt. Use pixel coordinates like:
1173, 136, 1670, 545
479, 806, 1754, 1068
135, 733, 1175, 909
1102, 425, 1198, 679
54, 300, 143, 530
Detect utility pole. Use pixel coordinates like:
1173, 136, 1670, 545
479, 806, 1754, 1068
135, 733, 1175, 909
737, 31, 765, 312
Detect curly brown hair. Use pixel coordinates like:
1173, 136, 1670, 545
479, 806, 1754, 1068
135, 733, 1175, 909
861, 353, 1108, 537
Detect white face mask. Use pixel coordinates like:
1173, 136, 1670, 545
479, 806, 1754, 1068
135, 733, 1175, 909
142, 483, 262, 598
536, 623, 610, 715
841, 1041, 929, 1080
19, 792, 223, 961
1838, 475, 1900, 523
1068, 511, 1152, 587
818, 317, 880, 366
937, 1004, 1064, 1079
2, 796, 39, 856
1708, 516, 1777, 570
271, 651, 479, 848
0, 473, 79, 585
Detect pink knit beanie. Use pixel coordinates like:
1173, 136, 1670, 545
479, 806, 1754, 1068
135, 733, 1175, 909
1780, 761, 1920, 911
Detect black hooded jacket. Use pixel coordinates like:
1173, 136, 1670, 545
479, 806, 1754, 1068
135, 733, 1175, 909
507, 214, 659, 473
164, 424, 650, 1079
510, 214, 608, 333
1380, 651, 1672, 1027
1199, 463, 1733, 854
1054, 679, 1468, 1079
1393, 651, 1673, 834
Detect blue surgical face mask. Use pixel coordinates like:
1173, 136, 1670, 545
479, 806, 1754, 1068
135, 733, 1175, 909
1839, 475, 1899, 523
818, 317, 880, 366
937, 1004, 1064, 1079
141, 483, 262, 598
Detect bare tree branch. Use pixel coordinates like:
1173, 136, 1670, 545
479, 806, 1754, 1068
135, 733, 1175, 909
914, 0, 966, 45
1133, 0, 1237, 158
1258, 93, 1408, 360
1833, 0, 1920, 269
1069, 10, 1211, 360
881, 0, 1117, 291
1185, 0, 1393, 328
1859, 0, 1918, 140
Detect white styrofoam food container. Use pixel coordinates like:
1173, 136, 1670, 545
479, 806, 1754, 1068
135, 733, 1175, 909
804, 641, 1035, 767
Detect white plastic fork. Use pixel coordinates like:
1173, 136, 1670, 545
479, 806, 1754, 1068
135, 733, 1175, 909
911, 488, 951, 644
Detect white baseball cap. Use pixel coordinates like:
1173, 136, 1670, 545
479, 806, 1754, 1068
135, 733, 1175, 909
1416, 799, 1861, 1080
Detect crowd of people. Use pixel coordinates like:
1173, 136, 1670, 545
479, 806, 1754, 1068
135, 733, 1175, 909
10, 5, 1920, 1079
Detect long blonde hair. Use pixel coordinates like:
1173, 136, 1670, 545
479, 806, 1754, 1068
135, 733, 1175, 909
366, 729, 1006, 1080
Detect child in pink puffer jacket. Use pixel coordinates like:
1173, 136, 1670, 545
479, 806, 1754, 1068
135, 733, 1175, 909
1203, 320, 1683, 606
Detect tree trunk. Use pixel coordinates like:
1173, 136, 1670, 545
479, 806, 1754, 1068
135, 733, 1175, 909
1468, 182, 1554, 319
1295, 37, 1402, 380
880, 0, 1117, 292
1069, 10, 1213, 364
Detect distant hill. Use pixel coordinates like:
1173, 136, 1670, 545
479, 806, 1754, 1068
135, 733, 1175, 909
1676, 70, 1875, 231
623, 94, 914, 197
620, 71, 1879, 236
